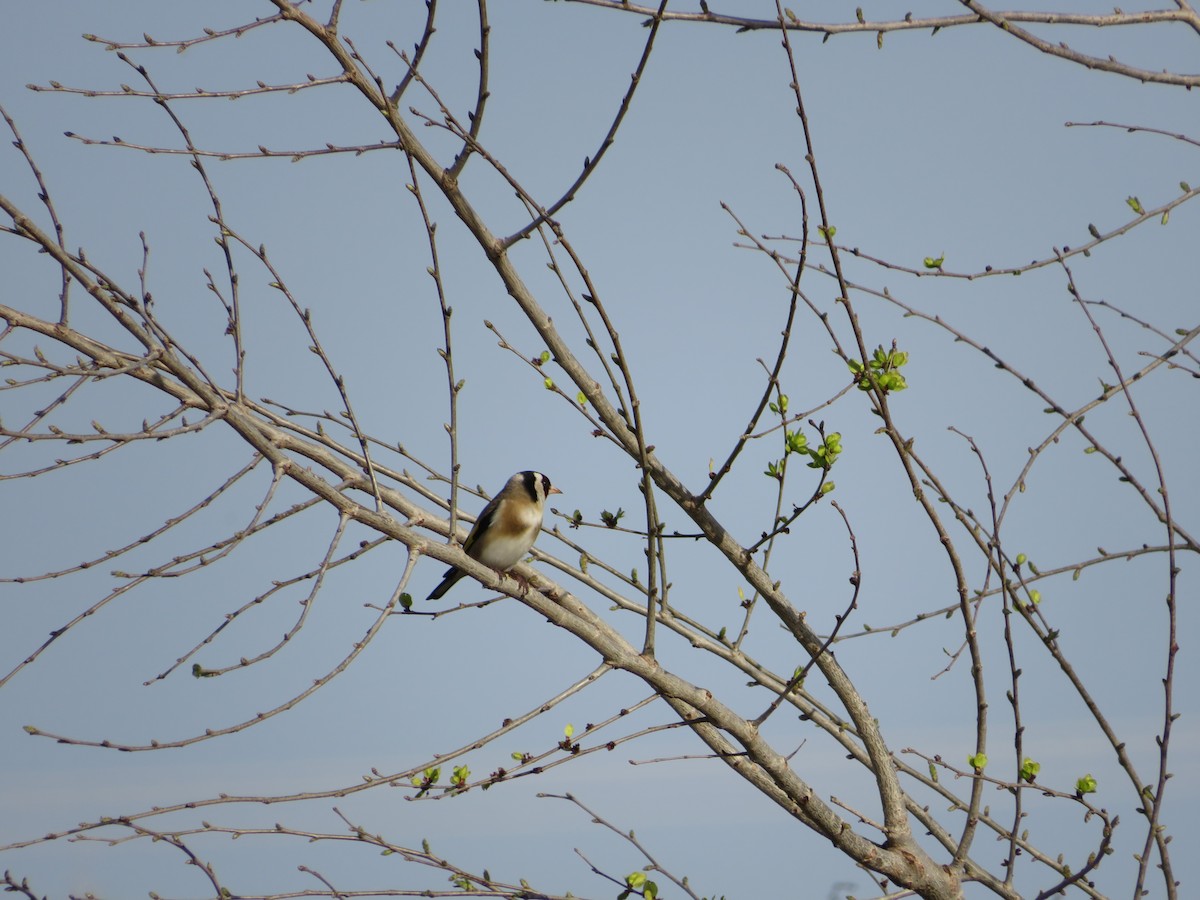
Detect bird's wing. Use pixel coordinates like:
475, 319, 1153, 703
461, 493, 503, 557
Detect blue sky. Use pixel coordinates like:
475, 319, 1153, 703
1, 3, 1197, 898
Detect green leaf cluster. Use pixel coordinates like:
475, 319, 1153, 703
806, 432, 842, 470
784, 428, 807, 455
763, 395, 843, 479
765, 429, 842, 477
412, 766, 440, 789
849, 344, 909, 394
621, 872, 659, 899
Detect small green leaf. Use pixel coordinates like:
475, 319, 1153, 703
539, 350, 551, 364
576, 391, 588, 406
1125, 195, 1143, 215
413, 766, 440, 787
1020, 758, 1041, 783
1076, 773, 1097, 794
923, 253, 945, 269
968, 752, 988, 771
563, 723, 574, 739
600, 507, 626, 528
543, 377, 555, 390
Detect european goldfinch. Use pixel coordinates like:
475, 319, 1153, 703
426, 470, 561, 600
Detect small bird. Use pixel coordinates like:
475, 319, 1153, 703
426, 470, 561, 601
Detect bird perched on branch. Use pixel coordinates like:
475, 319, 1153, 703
426, 470, 561, 601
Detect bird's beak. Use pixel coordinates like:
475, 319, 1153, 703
549, 486, 563, 495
